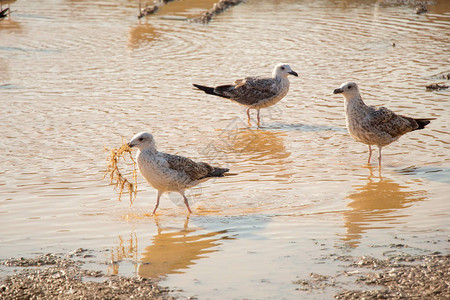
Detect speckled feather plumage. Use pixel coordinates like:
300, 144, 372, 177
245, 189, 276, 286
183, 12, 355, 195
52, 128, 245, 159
193, 64, 298, 127
128, 132, 229, 214
216, 76, 288, 108
345, 97, 422, 147
334, 82, 433, 167
130, 133, 229, 192
193, 63, 297, 109
162, 153, 222, 182
136, 149, 228, 192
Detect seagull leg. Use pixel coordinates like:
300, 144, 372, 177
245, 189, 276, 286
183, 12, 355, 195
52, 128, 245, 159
377, 146, 382, 168
368, 145, 373, 164
181, 192, 193, 214
152, 190, 162, 215
256, 109, 261, 128
246, 108, 251, 126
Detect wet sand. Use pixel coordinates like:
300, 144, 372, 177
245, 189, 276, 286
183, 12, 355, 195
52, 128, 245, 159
2, 248, 448, 299
295, 249, 449, 299
1, 251, 172, 300
335, 254, 449, 299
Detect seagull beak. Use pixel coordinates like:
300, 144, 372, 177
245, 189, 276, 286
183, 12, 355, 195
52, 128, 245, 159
127, 142, 135, 148
333, 88, 343, 94
289, 71, 298, 77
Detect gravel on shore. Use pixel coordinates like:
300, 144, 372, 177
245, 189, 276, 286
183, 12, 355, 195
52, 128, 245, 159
0, 252, 173, 300
2, 251, 448, 299
335, 254, 449, 299
293, 252, 449, 299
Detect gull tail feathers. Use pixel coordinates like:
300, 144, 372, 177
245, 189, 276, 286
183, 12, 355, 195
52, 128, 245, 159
207, 167, 230, 178
0, 8, 9, 19
214, 85, 235, 95
193, 84, 231, 99
414, 118, 435, 130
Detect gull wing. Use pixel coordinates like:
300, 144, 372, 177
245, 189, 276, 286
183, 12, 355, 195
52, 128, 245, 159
366, 106, 418, 137
162, 153, 212, 182
214, 76, 279, 106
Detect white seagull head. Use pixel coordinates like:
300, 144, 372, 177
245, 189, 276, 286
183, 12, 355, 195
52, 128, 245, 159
333, 82, 361, 100
273, 63, 298, 78
128, 132, 156, 151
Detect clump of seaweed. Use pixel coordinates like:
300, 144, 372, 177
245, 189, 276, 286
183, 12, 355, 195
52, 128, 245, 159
104, 139, 138, 205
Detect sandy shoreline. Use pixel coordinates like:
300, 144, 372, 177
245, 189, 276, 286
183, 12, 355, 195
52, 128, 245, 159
1, 250, 448, 299
303, 253, 449, 299
0, 251, 173, 300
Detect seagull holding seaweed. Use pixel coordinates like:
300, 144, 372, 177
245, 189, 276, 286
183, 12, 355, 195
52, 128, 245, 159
128, 132, 229, 215
333, 82, 433, 167
193, 63, 298, 127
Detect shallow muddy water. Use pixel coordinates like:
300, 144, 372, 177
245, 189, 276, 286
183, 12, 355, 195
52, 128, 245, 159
1, 0, 449, 298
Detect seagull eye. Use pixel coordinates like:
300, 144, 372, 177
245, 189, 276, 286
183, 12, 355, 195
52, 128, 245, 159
348, 86, 352, 89
281, 66, 285, 70
138, 137, 144, 141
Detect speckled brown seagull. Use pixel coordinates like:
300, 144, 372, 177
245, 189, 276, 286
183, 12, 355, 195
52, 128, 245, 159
128, 132, 229, 215
333, 82, 434, 167
193, 63, 298, 127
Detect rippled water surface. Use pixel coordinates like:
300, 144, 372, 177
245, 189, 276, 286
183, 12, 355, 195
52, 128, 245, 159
1, 0, 449, 298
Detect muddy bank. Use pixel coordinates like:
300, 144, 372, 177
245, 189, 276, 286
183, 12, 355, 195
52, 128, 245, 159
336, 254, 449, 299
0, 251, 172, 300
295, 252, 449, 299
2, 251, 448, 299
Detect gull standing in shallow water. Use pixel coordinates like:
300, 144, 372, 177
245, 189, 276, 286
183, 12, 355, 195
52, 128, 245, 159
333, 82, 433, 167
193, 63, 298, 127
128, 132, 229, 215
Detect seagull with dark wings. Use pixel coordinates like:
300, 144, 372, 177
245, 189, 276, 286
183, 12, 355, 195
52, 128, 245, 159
128, 132, 229, 215
333, 82, 434, 167
193, 63, 298, 127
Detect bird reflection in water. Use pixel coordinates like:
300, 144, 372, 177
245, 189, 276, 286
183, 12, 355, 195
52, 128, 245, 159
139, 217, 232, 278
0, 0, 15, 21
128, 0, 221, 49
202, 126, 293, 181
208, 125, 291, 161
128, 21, 160, 49
108, 230, 139, 276
0, 0, 21, 33
108, 217, 232, 277
340, 165, 427, 248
